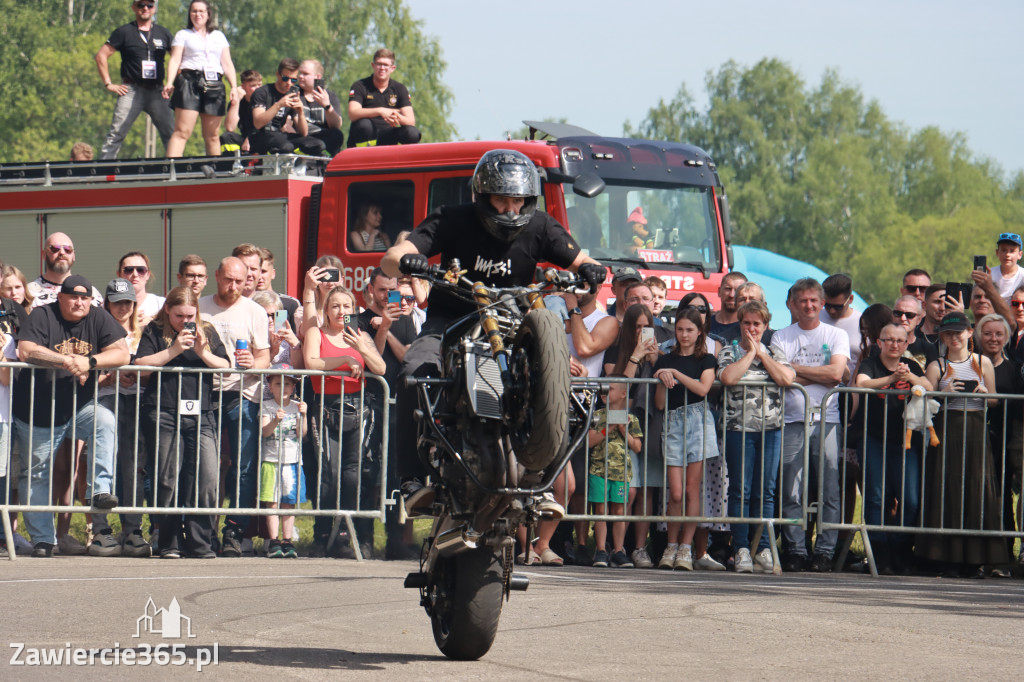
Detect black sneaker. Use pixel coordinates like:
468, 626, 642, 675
90, 492, 119, 509
267, 540, 284, 559
281, 541, 298, 559
592, 549, 610, 568
401, 478, 435, 515
610, 550, 634, 568
573, 544, 593, 567
782, 554, 807, 573
88, 529, 122, 557
121, 529, 152, 558
32, 542, 55, 558
221, 526, 242, 557
809, 553, 833, 573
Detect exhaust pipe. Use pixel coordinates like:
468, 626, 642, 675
435, 525, 483, 556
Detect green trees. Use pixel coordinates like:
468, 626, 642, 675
1, 0, 454, 161
625, 58, 1024, 302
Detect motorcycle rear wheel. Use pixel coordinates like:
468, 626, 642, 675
430, 546, 504, 660
508, 308, 571, 470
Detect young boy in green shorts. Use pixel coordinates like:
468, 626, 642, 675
260, 367, 307, 558
587, 378, 643, 568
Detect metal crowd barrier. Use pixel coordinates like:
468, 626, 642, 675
0, 363, 389, 561
823, 385, 1024, 577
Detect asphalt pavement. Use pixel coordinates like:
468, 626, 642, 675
0, 556, 1021, 680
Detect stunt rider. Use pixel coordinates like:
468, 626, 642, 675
381, 149, 607, 512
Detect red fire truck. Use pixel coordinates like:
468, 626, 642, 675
0, 122, 733, 307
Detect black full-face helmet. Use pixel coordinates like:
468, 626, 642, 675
471, 149, 541, 243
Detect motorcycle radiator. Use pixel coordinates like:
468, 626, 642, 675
463, 341, 504, 420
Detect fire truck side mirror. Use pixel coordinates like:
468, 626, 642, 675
571, 172, 605, 199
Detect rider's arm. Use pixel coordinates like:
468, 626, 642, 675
566, 251, 600, 272
381, 240, 420, 279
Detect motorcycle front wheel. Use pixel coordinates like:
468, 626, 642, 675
430, 546, 504, 660
508, 308, 571, 470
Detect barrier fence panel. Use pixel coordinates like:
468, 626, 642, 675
0, 363, 389, 561
821, 386, 1023, 577
560, 375, 812, 571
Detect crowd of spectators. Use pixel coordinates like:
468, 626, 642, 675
94, 1, 421, 161
0, 234, 1022, 577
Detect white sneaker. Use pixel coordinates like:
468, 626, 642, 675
535, 492, 565, 520
658, 546, 678, 570
753, 548, 774, 573
674, 545, 694, 571
57, 533, 87, 556
631, 547, 654, 569
694, 553, 726, 571
734, 548, 754, 573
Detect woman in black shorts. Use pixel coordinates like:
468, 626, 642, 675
162, 1, 237, 157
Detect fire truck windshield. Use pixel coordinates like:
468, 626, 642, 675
562, 182, 721, 273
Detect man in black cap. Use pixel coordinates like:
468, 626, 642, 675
11, 275, 130, 557
606, 267, 642, 321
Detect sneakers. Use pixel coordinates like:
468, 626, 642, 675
674, 545, 694, 571
658, 546, 678, 570
573, 544, 593, 567
12, 533, 33, 556
782, 554, 807, 573
88, 529, 122, 557
753, 548, 774, 574
160, 548, 182, 559
631, 547, 654, 569
401, 478, 435, 515
90, 492, 119, 509
535, 493, 565, 520
610, 550, 634, 568
221, 526, 242, 557
267, 540, 284, 559
734, 548, 754, 573
809, 553, 833, 573
122, 530, 152, 558
57, 533, 87, 556
281, 541, 298, 559
694, 553, 726, 571
32, 542, 55, 558
592, 549, 610, 568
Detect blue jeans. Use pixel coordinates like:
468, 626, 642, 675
218, 392, 261, 531
781, 421, 840, 557
13, 403, 116, 545
725, 429, 782, 552
863, 434, 921, 548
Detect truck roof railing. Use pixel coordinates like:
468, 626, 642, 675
0, 153, 329, 187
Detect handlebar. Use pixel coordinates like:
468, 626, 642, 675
407, 261, 590, 305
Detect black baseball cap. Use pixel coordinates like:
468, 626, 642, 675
60, 275, 93, 296
938, 311, 970, 333
612, 267, 642, 284
105, 278, 136, 303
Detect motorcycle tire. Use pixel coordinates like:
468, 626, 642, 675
509, 308, 571, 470
430, 546, 504, 660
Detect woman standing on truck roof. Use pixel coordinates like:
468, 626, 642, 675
162, 0, 237, 157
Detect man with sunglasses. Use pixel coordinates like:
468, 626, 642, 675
819, 273, 861, 377
28, 233, 103, 310
900, 269, 931, 304
892, 295, 937, 371
95, 1, 174, 159
347, 48, 421, 148
250, 58, 326, 156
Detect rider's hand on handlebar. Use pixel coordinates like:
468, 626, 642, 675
399, 253, 429, 276
578, 262, 607, 294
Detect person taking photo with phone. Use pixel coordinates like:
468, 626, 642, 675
297, 59, 344, 156
249, 57, 325, 156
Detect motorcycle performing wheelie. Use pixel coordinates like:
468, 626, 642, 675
400, 260, 597, 660
385, 149, 608, 660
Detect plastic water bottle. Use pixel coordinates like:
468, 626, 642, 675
822, 343, 831, 365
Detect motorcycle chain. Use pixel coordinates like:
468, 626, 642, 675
502, 538, 514, 601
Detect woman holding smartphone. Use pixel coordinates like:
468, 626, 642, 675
303, 286, 385, 557
136, 286, 230, 558
298, 254, 344, 338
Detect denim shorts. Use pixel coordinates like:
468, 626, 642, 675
664, 402, 719, 466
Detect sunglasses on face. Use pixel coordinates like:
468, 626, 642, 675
1011, 300, 1024, 308
135, 2, 155, 8
122, 265, 149, 275
822, 302, 847, 313
400, 295, 415, 303
903, 285, 928, 293
48, 244, 74, 255
893, 310, 918, 319
683, 305, 709, 314
280, 76, 298, 84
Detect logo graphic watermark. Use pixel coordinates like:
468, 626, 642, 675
10, 597, 219, 671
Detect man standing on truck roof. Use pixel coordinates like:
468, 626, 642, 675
28, 233, 103, 310
381, 149, 607, 511
95, 0, 175, 160
347, 48, 421, 148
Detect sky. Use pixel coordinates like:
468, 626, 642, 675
405, 0, 1023, 177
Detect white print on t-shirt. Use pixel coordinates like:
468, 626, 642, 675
473, 255, 512, 278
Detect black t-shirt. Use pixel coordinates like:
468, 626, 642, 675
356, 309, 416, 400
106, 22, 172, 84
13, 304, 127, 426
136, 320, 228, 412
348, 76, 412, 118
857, 354, 924, 444
407, 205, 580, 320
710, 317, 740, 344
251, 84, 297, 133
904, 336, 939, 372
237, 96, 257, 139
653, 352, 717, 409
302, 89, 342, 134
988, 357, 1023, 441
